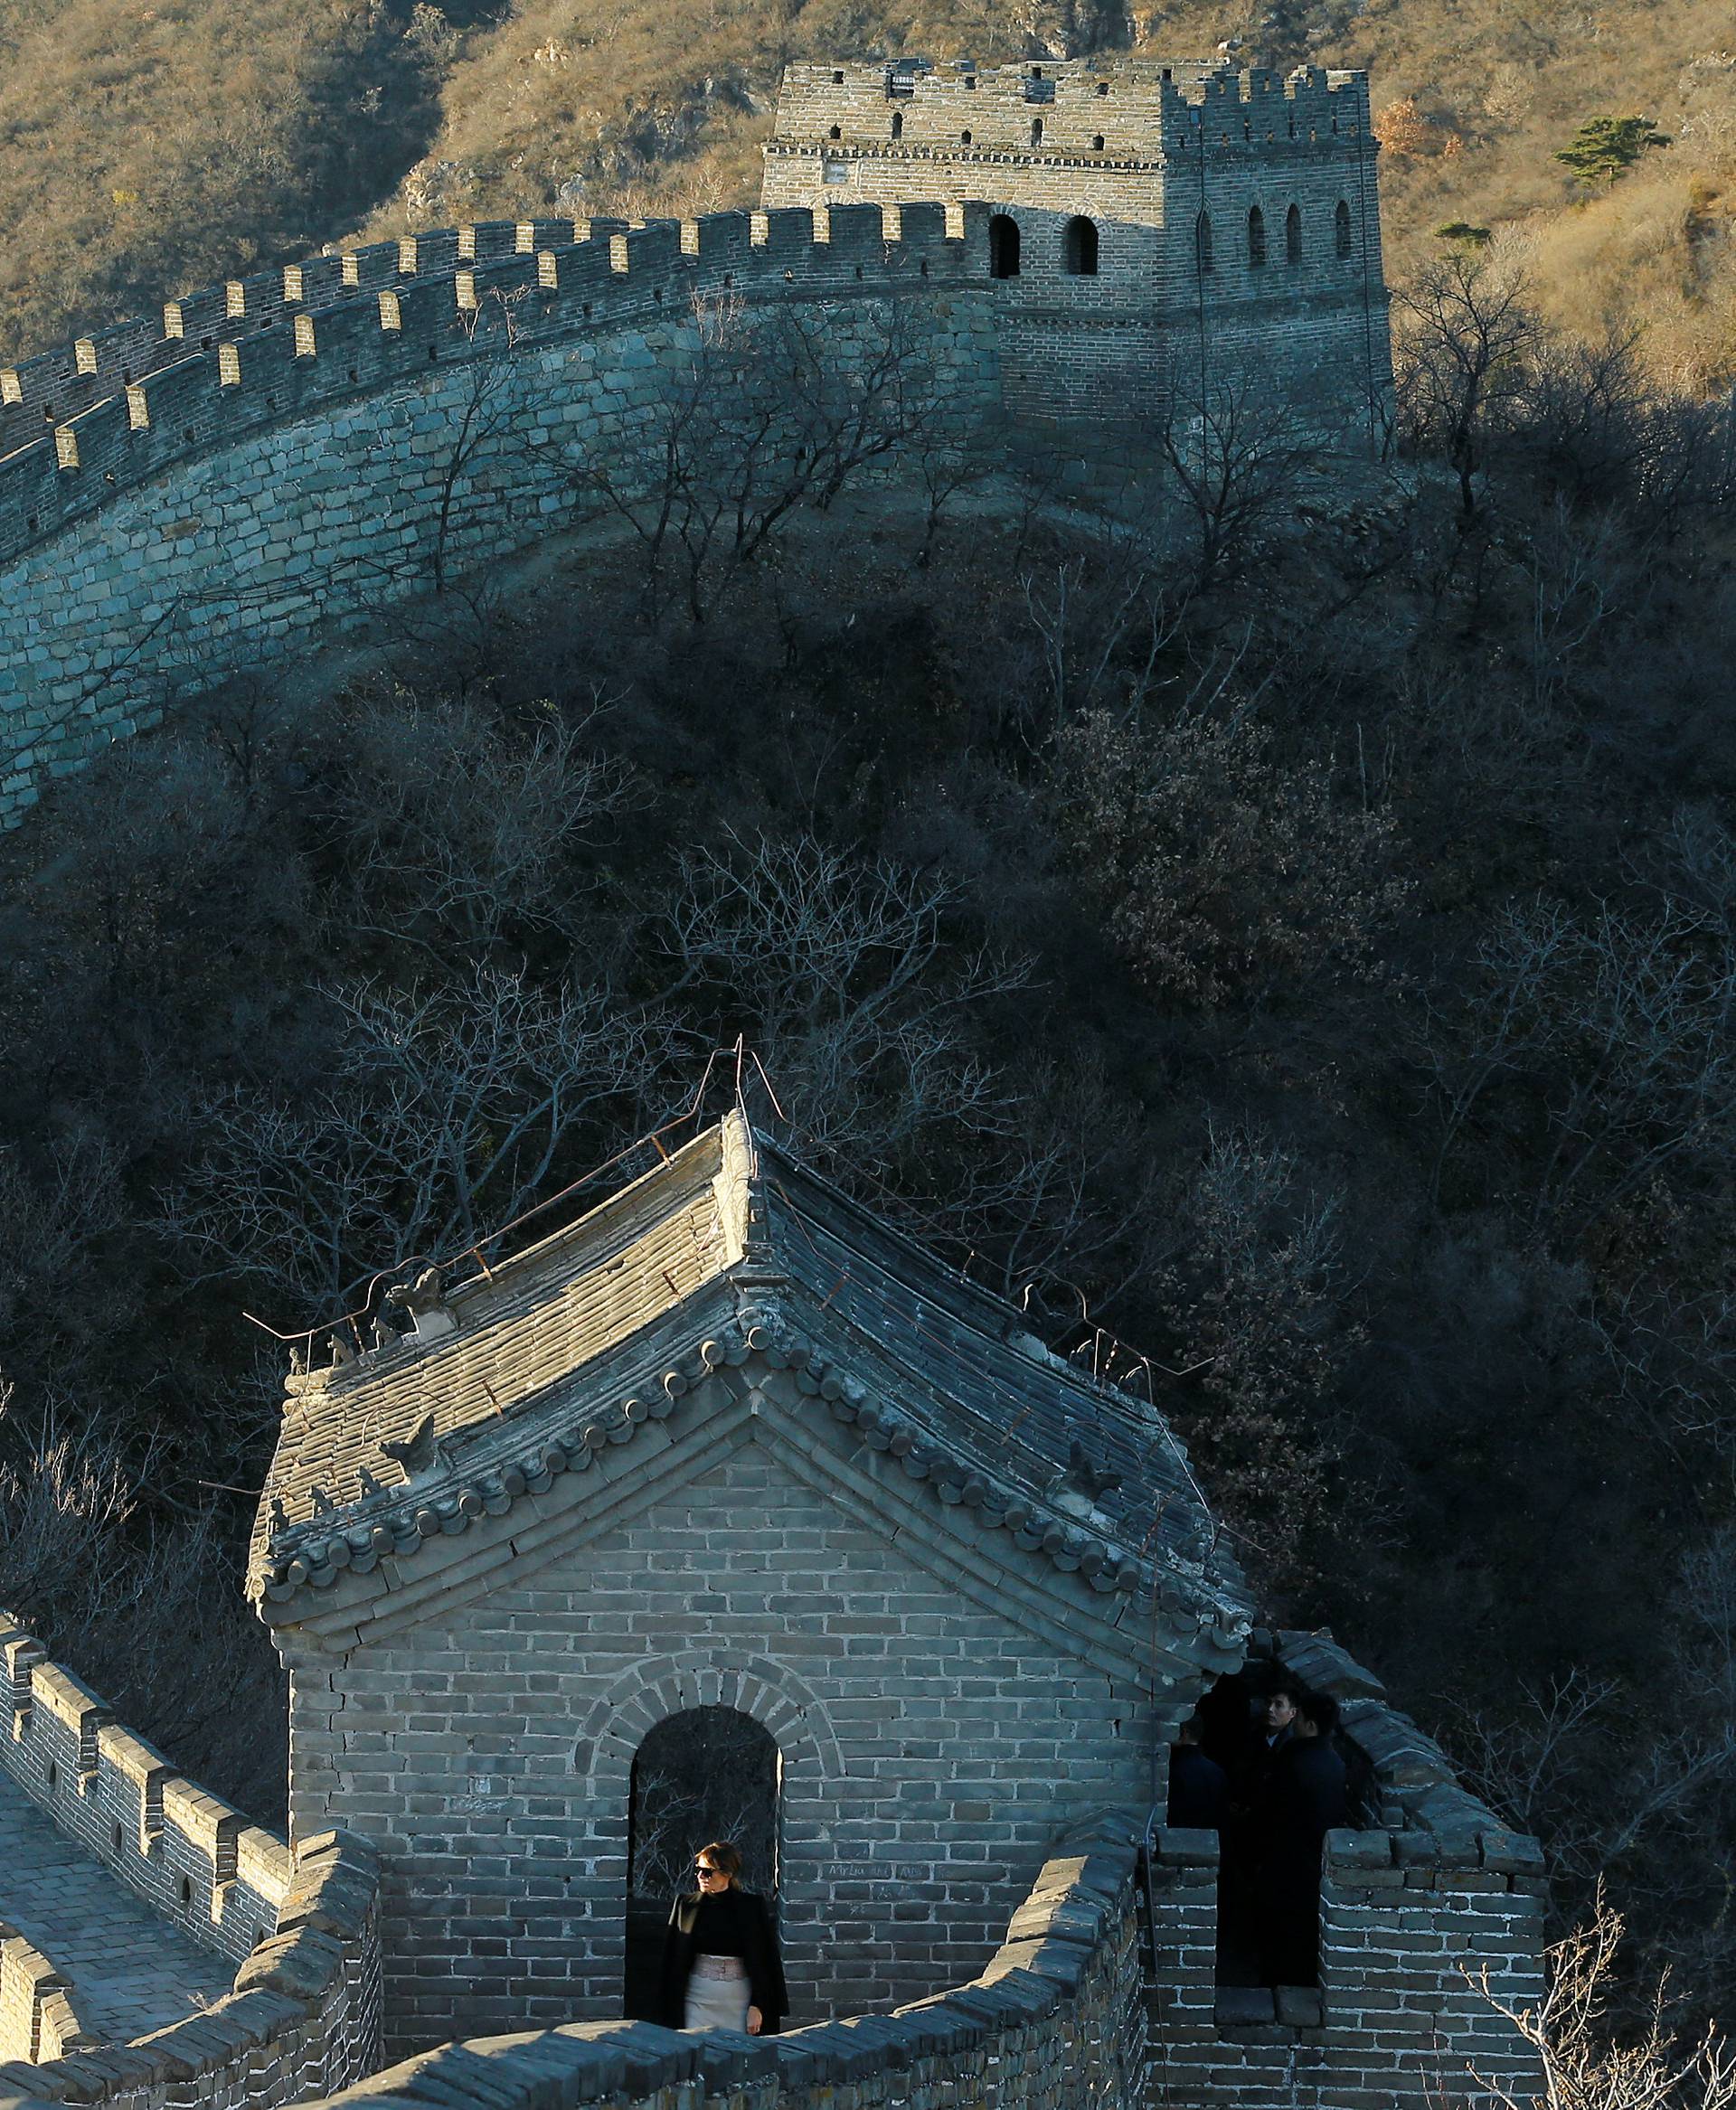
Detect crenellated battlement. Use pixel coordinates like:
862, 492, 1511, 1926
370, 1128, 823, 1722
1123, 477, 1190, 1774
768, 59, 1374, 166
0, 203, 983, 571
0, 1612, 382, 2110
0, 55, 1392, 831
0, 1619, 288, 1962
1, 220, 585, 447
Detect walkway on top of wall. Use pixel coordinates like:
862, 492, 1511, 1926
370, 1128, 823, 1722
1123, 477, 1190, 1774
0, 1765, 234, 2045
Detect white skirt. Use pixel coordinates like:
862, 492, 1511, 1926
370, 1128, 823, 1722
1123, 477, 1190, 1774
684, 1958, 750, 2032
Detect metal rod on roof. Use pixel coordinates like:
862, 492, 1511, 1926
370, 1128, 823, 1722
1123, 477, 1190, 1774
748, 1048, 788, 1121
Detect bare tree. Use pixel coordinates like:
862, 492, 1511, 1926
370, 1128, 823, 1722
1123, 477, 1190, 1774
657, 830, 1026, 1180
548, 283, 949, 624
430, 287, 541, 594
1021, 536, 1188, 728
157, 966, 680, 1307
1158, 374, 1314, 593
1394, 250, 1541, 519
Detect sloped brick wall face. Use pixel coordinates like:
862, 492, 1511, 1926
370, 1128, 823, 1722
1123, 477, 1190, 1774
0, 207, 999, 830
1146, 1826, 1546, 2107
1, 58, 1395, 831
283, 1430, 1159, 2057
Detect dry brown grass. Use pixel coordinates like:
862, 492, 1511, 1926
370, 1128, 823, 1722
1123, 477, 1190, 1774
1, 0, 1732, 386
0, 0, 439, 363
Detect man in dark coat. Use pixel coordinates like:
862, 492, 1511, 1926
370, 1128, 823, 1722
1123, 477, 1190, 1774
1257, 1690, 1350, 1988
1167, 1714, 1229, 1830
1218, 1676, 1307, 1982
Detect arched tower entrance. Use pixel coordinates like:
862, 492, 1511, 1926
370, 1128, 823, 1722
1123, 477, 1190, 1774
623, 1706, 781, 2018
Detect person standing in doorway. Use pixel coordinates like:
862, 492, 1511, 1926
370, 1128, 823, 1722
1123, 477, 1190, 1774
1258, 1691, 1350, 1987
657, 1842, 788, 2034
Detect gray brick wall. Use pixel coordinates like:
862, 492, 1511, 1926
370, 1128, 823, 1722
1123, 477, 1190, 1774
762, 58, 1392, 433
269, 1809, 1156, 2110
287, 1437, 1156, 2056
0, 1614, 383, 2110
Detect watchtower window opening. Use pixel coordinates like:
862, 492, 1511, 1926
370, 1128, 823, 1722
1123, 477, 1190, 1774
988, 212, 1021, 278
1195, 210, 1213, 275
1286, 203, 1302, 262
891, 110, 903, 139
1064, 216, 1099, 276
1092, 133, 1105, 151
1031, 117, 1043, 147
828, 125, 841, 139
1097, 80, 1109, 94
833, 69, 844, 82
1248, 205, 1267, 268
961, 127, 972, 144
1335, 198, 1353, 257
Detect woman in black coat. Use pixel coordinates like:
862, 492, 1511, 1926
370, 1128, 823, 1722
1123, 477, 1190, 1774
657, 1841, 788, 2034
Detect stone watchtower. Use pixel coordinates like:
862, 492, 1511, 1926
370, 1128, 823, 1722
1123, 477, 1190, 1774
247, 1111, 1547, 2109
250, 1113, 1251, 2055
762, 57, 1392, 438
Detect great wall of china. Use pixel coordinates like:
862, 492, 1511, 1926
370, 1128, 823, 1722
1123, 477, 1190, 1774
0, 60, 1392, 829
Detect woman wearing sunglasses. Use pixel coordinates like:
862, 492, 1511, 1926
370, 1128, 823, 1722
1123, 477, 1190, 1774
656, 1841, 788, 2035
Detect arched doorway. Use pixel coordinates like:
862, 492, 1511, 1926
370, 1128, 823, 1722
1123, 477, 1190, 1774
622, 1706, 780, 2018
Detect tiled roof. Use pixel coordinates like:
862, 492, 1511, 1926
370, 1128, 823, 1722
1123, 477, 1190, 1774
249, 1114, 1250, 1646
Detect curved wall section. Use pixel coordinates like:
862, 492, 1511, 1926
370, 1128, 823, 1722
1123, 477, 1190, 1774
0, 204, 1005, 827
0, 1612, 381, 2110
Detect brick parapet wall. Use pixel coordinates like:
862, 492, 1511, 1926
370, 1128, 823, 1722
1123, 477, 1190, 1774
0, 203, 1010, 832
0, 1929, 95, 2066
767, 60, 1371, 164
0, 218, 616, 461
1142, 1631, 1546, 2108
0, 1615, 382, 2110
271, 1806, 1153, 2110
0, 57, 1393, 832
0, 204, 986, 572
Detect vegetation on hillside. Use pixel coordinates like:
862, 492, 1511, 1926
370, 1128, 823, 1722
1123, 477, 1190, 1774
2, 0, 1735, 2072
3, 0, 1733, 387
0, 239, 1733, 2039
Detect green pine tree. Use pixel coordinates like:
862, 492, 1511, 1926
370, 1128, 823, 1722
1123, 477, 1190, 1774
1554, 114, 1671, 187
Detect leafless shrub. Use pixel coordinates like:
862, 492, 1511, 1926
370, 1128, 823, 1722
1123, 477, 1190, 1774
658, 830, 1026, 1182
323, 688, 641, 954
158, 967, 680, 1306
1049, 705, 1409, 1011
0, 1389, 140, 1618
1428, 889, 1736, 1235
1467, 1890, 1736, 2110
1155, 1128, 1357, 1580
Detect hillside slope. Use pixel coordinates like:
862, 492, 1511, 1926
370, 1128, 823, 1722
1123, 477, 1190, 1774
2, 0, 1731, 378
382, 0, 1733, 377
0, 0, 463, 363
